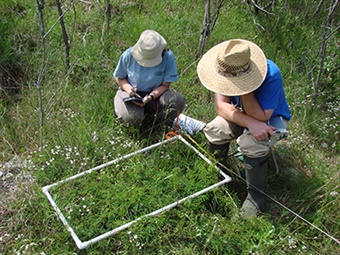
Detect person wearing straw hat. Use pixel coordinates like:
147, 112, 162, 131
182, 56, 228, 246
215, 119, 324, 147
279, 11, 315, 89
197, 39, 291, 218
113, 30, 185, 130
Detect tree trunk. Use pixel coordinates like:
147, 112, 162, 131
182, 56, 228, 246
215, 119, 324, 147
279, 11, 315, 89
55, 0, 71, 69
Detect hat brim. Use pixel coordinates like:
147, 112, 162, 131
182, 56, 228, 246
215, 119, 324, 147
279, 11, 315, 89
197, 39, 267, 96
131, 30, 167, 67
131, 47, 163, 67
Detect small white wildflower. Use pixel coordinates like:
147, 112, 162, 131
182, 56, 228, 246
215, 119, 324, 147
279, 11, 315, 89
15, 234, 23, 240
330, 191, 338, 197
92, 131, 98, 142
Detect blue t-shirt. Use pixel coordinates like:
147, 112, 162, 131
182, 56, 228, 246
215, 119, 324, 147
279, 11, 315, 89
113, 48, 178, 93
231, 59, 291, 120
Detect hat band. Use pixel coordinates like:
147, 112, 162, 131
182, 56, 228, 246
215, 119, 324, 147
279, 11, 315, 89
215, 61, 251, 77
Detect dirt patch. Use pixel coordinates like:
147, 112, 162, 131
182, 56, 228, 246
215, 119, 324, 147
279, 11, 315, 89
0, 156, 35, 200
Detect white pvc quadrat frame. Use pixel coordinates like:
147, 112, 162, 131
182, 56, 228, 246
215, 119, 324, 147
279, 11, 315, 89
42, 135, 232, 250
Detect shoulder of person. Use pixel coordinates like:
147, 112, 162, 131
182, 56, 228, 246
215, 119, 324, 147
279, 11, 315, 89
118, 47, 134, 63
163, 49, 175, 60
266, 59, 281, 73
121, 47, 133, 57
263, 59, 283, 87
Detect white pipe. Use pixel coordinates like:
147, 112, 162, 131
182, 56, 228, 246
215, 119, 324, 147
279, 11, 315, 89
177, 136, 232, 181
81, 177, 231, 249
41, 135, 232, 249
42, 186, 83, 249
43, 136, 179, 190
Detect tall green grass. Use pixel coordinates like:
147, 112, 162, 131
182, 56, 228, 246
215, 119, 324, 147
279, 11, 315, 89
1, 0, 339, 254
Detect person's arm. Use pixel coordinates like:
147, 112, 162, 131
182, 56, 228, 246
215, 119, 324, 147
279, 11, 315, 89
115, 77, 170, 106
241, 92, 273, 122
115, 77, 137, 96
147, 82, 170, 100
215, 93, 275, 141
132, 82, 170, 106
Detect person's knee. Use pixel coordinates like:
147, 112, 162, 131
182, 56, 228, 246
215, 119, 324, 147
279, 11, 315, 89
203, 116, 235, 145
160, 91, 186, 112
174, 92, 186, 112
237, 134, 269, 158
118, 112, 143, 126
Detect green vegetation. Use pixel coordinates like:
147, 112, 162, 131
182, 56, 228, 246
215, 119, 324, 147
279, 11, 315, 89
1, 0, 339, 254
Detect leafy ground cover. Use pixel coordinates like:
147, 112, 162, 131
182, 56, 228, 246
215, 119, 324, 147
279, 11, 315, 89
48, 139, 219, 242
1, 0, 339, 254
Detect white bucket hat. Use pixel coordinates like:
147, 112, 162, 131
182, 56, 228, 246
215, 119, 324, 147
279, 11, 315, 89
197, 39, 268, 96
131, 30, 167, 67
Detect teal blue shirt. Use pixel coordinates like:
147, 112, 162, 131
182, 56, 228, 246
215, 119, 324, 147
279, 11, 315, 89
114, 48, 178, 93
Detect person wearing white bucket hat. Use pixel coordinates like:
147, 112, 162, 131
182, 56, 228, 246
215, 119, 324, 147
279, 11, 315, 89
114, 30, 185, 130
197, 39, 291, 218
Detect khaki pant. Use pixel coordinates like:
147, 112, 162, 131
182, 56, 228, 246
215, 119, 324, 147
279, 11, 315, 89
203, 116, 289, 158
114, 89, 185, 127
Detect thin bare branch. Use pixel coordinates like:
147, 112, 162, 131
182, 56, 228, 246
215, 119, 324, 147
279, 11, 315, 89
313, 0, 326, 17
55, 0, 73, 69
44, 65, 74, 113
106, 0, 111, 34
35, 0, 46, 129
197, 0, 226, 58
250, 0, 275, 15
311, 0, 339, 110
43, 0, 75, 39
243, 0, 265, 30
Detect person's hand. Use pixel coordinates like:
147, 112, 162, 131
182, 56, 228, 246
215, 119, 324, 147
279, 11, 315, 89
132, 94, 153, 107
127, 86, 138, 97
132, 101, 145, 107
248, 122, 276, 141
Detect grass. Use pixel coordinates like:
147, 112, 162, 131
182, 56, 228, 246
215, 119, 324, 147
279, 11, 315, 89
47, 138, 220, 242
1, 0, 339, 254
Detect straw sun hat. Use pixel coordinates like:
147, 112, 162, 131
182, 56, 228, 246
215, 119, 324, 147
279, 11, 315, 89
197, 39, 268, 96
131, 30, 167, 67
